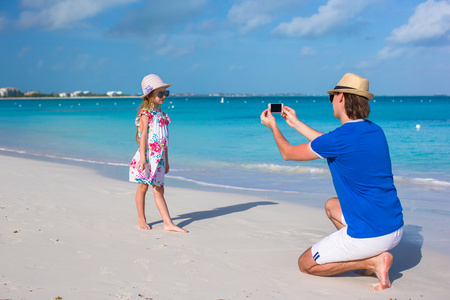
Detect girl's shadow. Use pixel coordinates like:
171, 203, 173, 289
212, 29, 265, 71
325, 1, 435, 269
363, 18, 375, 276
149, 201, 278, 228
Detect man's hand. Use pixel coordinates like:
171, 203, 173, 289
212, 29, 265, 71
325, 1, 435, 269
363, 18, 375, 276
281, 106, 300, 128
260, 108, 277, 130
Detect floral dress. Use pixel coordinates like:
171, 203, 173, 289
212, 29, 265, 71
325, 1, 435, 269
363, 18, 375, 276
129, 108, 171, 187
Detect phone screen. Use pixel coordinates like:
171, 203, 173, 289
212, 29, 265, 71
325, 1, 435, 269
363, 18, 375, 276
269, 103, 283, 113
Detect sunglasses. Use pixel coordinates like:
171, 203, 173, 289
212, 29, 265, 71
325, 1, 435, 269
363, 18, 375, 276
157, 90, 170, 98
329, 93, 340, 103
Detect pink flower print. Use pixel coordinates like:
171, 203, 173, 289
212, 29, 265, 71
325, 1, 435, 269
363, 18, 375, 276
160, 138, 167, 147
139, 109, 153, 123
158, 116, 169, 126
130, 158, 137, 167
149, 142, 161, 153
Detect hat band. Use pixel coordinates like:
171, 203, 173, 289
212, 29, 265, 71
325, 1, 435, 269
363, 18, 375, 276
334, 85, 356, 90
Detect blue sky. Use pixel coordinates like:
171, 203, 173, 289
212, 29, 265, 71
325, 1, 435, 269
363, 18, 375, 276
1, 0, 449, 96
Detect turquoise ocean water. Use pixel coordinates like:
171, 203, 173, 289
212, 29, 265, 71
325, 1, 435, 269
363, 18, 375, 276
1, 96, 449, 209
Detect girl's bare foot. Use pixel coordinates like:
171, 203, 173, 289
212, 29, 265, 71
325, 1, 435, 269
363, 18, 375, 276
164, 224, 188, 233
138, 219, 151, 230
372, 252, 393, 291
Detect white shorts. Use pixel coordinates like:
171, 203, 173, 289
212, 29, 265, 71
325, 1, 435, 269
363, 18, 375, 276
311, 215, 403, 265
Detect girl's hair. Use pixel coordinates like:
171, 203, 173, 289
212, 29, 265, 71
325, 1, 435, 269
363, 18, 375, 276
135, 92, 156, 144
344, 93, 371, 119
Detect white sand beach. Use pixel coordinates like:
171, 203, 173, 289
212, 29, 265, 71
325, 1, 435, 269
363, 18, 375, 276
1, 154, 449, 299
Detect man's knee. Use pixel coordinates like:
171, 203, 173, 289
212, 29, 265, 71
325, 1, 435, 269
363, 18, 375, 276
325, 197, 340, 219
298, 247, 315, 274
298, 258, 309, 274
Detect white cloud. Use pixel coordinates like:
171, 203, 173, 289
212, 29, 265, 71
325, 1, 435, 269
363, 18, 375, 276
36, 59, 44, 68
154, 43, 195, 59
150, 34, 196, 59
300, 46, 316, 56
18, 46, 32, 58
72, 54, 91, 71
376, 45, 406, 61
387, 0, 450, 46
228, 1, 274, 34
271, 0, 375, 38
17, 0, 137, 30
189, 63, 203, 72
356, 45, 408, 69
109, 0, 208, 37
0, 13, 8, 32
185, 18, 218, 34
230, 65, 244, 72
107, 0, 207, 59
51, 62, 66, 71
228, 0, 302, 34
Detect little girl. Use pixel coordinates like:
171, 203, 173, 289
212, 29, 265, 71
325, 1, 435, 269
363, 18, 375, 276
129, 74, 187, 233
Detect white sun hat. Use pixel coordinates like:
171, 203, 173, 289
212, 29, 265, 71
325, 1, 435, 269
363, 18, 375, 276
140, 74, 172, 98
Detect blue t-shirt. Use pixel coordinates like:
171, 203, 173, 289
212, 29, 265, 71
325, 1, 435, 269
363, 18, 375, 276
310, 120, 403, 238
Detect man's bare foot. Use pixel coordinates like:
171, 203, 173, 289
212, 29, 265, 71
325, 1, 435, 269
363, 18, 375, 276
138, 221, 151, 230
372, 252, 393, 291
164, 224, 188, 233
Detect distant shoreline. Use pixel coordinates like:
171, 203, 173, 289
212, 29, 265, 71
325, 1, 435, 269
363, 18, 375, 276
0, 96, 139, 100
1, 94, 448, 100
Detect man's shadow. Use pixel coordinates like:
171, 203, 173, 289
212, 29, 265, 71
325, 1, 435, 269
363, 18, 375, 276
149, 201, 278, 228
389, 224, 423, 282
335, 224, 423, 282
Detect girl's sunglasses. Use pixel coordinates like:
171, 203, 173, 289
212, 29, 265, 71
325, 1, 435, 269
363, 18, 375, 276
157, 90, 170, 98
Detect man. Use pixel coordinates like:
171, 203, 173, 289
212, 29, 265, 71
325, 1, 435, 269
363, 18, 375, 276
260, 73, 403, 290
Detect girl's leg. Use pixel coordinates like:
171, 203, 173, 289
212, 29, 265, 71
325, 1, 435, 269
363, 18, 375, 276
136, 183, 151, 229
152, 185, 187, 233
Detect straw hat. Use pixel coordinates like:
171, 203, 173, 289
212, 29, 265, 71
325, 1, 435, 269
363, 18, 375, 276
327, 73, 374, 101
140, 74, 172, 98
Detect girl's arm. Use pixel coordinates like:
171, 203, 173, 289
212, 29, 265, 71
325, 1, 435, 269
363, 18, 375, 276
165, 147, 170, 174
137, 114, 149, 172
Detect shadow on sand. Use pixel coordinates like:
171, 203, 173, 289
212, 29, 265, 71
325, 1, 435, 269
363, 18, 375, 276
149, 201, 278, 228
330, 224, 423, 283
149, 203, 423, 285
389, 224, 423, 283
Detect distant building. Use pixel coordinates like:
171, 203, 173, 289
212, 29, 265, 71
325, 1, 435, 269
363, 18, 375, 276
58, 92, 69, 97
0, 87, 21, 97
71, 91, 84, 97
106, 91, 123, 97
71, 90, 94, 97
24, 91, 41, 96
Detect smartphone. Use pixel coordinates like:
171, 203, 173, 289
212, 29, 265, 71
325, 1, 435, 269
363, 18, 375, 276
268, 103, 283, 113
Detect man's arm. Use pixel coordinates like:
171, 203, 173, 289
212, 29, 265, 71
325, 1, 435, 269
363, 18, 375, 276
282, 106, 324, 141
261, 109, 319, 161
271, 125, 319, 161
